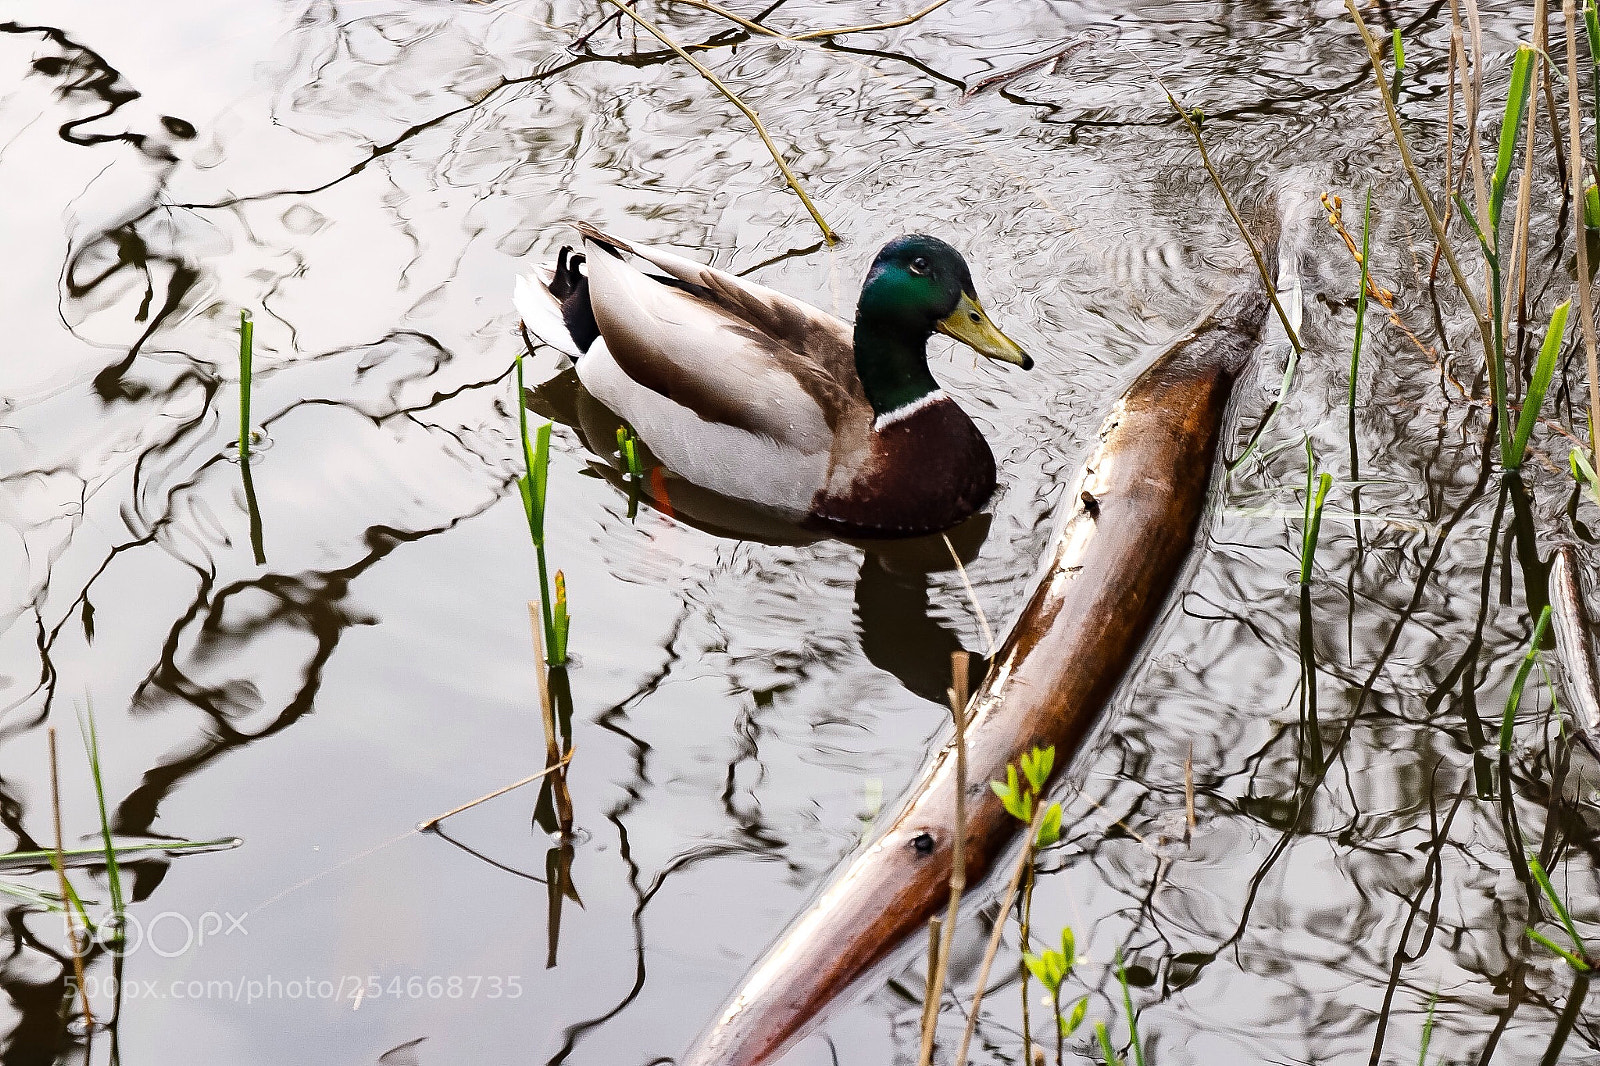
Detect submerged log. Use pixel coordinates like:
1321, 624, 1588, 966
683, 265, 1276, 1066
1549, 546, 1600, 759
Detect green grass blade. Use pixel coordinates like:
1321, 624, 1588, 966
1508, 301, 1570, 467
1300, 439, 1334, 585
0, 837, 240, 870
1489, 45, 1535, 232
1528, 927, 1591, 971
79, 705, 124, 920
1500, 606, 1552, 754
1499, 607, 1552, 752
1351, 190, 1372, 410
1528, 853, 1586, 950
1095, 1021, 1124, 1066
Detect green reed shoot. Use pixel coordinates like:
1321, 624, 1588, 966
1455, 44, 1534, 468
616, 425, 644, 519
1096, 1021, 1123, 1066
1300, 439, 1333, 585
1116, 950, 1147, 1066
238, 310, 254, 460
1389, 29, 1406, 100
1575, 445, 1600, 513
1499, 605, 1552, 755
1526, 853, 1591, 970
1507, 301, 1570, 468
79, 705, 124, 934
0, 880, 70, 910
551, 570, 571, 664
513, 346, 566, 665
992, 746, 1063, 1060
1024, 926, 1087, 1066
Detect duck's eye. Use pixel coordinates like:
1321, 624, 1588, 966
909, 257, 930, 276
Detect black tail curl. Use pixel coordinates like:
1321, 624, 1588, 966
551, 246, 601, 354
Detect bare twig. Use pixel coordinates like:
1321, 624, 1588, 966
48, 728, 92, 1028
790, 0, 958, 41
919, 651, 972, 1066
1117, 46, 1301, 352
594, 0, 837, 243
954, 799, 1048, 1066
417, 750, 577, 831
1565, 0, 1600, 457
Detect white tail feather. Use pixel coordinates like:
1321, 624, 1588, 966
514, 273, 581, 361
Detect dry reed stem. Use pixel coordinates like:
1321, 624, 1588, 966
919, 650, 971, 1066
1432, 27, 1465, 286
1184, 743, 1196, 837
417, 750, 576, 830
917, 916, 943, 1054
594, 0, 837, 243
1346, 0, 1495, 369
528, 602, 574, 833
48, 728, 92, 1028
1460, 0, 1491, 219
954, 800, 1048, 1066
1564, 0, 1600, 457
943, 535, 996, 656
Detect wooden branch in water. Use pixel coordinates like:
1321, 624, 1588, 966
681, 259, 1275, 1066
594, 0, 837, 244
1549, 547, 1600, 759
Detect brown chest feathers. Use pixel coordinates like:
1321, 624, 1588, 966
807, 397, 996, 537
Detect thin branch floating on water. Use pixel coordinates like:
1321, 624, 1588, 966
593, 0, 837, 243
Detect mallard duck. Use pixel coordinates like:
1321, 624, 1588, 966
515, 224, 1031, 537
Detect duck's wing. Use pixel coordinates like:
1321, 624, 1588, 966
579, 225, 866, 451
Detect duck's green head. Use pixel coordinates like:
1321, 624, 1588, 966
858, 235, 1032, 370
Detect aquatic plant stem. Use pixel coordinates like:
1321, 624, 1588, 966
954, 800, 1047, 1066
48, 728, 92, 1028
918, 651, 970, 1066
528, 603, 574, 835
1345, 0, 1494, 364
238, 310, 253, 461
1565, 0, 1600, 459
594, 0, 837, 243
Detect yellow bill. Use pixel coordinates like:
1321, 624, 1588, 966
936, 293, 1033, 369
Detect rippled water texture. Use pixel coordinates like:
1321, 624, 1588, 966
3, 0, 1599, 1063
